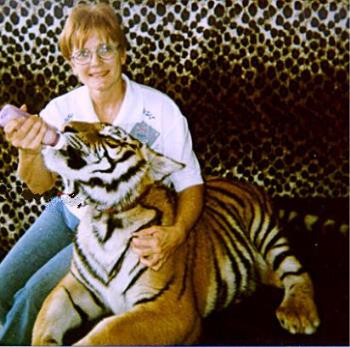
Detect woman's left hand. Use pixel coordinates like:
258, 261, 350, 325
131, 225, 186, 271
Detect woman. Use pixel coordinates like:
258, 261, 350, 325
0, 3, 203, 345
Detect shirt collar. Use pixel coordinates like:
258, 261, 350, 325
82, 74, 144, 127
113, 74, 144, 128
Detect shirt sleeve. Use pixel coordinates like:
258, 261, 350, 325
39, 99, 68, 131
161, 101, 203, 192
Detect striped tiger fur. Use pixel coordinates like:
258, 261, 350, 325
32, 121, 320, 345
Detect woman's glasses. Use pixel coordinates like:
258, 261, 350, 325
71, 44, 120, 65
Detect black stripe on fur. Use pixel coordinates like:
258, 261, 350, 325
122, 267, 148, 295
272, 250, 294, 271
70, 268, 105, 308
280, 267, 306, 281
81, 159, 146, 193
63, 286, 89, 323
74, 242, 106, 285
107, 239, 133, 284
134, 275, 175, 306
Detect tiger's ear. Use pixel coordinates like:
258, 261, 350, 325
142, 145, 185, 182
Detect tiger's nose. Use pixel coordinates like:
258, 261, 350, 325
63, 121, 103, 134
63, 125, 79, 133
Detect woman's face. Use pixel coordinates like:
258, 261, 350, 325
70, 33, 126, 95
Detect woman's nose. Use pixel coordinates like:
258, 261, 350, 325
89, 52, 103, 65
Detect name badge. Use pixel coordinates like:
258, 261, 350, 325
130, 121, 160, 146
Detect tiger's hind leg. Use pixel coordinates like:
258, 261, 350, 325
32, 273, 105, 345
257, 229, 320, 335
275, 271, 320, 335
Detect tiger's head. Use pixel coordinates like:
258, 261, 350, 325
42, 121, 184, 210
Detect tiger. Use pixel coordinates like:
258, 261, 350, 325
32, 121, 320, 346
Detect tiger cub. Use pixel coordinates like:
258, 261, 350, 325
32, 122, 320, 345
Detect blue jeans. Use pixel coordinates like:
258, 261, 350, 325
0, 198, 79, 346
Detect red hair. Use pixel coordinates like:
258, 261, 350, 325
59, 3, 127, 60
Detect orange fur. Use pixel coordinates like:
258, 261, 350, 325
32, 123, 320, 345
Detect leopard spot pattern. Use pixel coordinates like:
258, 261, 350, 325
0, 0, 348, 253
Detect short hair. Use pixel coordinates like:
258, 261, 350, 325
59, 3, 127, 60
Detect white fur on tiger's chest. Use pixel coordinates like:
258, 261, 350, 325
73, 206, 158, 315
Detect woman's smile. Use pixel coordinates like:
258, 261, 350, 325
89, 70, 109, 78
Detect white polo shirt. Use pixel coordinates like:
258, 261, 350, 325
40, 74, 203, 195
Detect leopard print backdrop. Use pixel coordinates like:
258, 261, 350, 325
0, 1, 348, 253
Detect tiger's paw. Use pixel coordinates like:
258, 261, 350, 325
32, 335, 61, 346
276, 288, 320, 335
32, 324, 62, 346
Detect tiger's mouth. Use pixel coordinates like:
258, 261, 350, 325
42, 122, 185, 211
42, 132, 87, 172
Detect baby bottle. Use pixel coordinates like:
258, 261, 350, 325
0, 104, 60, 146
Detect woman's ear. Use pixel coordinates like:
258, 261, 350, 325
120, 49, 127, 66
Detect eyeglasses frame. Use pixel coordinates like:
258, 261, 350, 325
71, 43, 121, 65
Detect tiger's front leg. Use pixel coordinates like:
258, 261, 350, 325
74, 298, 201, 346
32, 273, 105, 345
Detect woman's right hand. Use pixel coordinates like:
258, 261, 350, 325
4, 105, 48, 152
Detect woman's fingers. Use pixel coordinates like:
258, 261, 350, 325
4, 117, 25, 134
4, 116, 46, 150
19, 104, 28, 112
25, 122, 47, 149
139, 254, 163, 270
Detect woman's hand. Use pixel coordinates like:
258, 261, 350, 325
4, 104, 47, 152
131, 224, 186, 271
132, 185, 204, 271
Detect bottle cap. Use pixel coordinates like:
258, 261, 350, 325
43, 128, 60, 146
48, 133, 65, 149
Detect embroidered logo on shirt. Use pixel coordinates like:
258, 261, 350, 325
130, 121, 160, 146
142, 108, 155, 120
64, 113, 74, 122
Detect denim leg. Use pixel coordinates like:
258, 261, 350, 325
0, 198, 79, 345
0, 245, 73, 346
